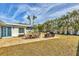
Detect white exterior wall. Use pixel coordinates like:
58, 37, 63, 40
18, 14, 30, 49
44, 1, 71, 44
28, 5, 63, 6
24, 28, 27, 34
24, 28, 29, 35
12, 27, 27, 37
0, 26, 30, 38
25, 29, 32, 35
12, 27, 19, 37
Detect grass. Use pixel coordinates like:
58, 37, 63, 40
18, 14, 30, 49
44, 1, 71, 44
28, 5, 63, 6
0, 35, 79, 56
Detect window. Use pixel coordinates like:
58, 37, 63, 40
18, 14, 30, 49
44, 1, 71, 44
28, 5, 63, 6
19, 28, 24, 33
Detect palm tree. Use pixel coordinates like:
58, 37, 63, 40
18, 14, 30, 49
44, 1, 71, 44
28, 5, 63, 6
27, 15, 37, 26
27, 15, 31, 25
32, 16, 37, 25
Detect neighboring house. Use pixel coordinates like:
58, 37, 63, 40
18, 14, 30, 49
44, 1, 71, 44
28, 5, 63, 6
0, 21, 32, 38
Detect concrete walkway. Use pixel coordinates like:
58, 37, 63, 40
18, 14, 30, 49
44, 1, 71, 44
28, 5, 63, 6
0, 36, 58, 48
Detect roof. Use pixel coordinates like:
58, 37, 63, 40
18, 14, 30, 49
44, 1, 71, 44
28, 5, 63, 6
6, 23, 27, 28
0, 21, 27, 28
0, 20, 33, 28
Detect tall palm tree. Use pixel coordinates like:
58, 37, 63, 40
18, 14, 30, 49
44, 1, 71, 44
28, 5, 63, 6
27, 15, 31, 25
27, 15, 37, 26
32, 15, 37, 25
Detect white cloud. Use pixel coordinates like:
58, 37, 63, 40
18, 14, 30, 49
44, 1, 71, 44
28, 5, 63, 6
12, 4, 31, 18
49, 4, 79, 18
0, 15, 19, 23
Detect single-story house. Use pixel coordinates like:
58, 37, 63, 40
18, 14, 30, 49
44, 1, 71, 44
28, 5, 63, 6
0, 21, 32, 38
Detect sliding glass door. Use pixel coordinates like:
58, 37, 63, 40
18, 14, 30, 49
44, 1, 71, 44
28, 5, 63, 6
1, 27, 12, 37
1, 27, 6, 37
7, 27, 11, 36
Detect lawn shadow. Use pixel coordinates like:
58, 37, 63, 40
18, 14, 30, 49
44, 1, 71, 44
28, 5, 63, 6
76, 40, 79, 56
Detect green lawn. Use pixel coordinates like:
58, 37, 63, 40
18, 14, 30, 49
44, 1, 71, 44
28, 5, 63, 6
0, 35, 79, 56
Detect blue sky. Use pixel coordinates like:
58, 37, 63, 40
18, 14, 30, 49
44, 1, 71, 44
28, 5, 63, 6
0, 3, 79, 24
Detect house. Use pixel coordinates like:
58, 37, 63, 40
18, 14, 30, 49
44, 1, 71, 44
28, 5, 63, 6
0, 21, 32, 38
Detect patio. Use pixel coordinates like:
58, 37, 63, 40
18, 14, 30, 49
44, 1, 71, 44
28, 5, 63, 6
0, 33, 57, 48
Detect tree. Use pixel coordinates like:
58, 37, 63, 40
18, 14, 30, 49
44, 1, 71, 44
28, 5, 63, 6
41, 10, 79, 35
27, 15, 31, 25
37, 24, 44, 32
32, 16, 37, 25
27, 15, 37, 26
